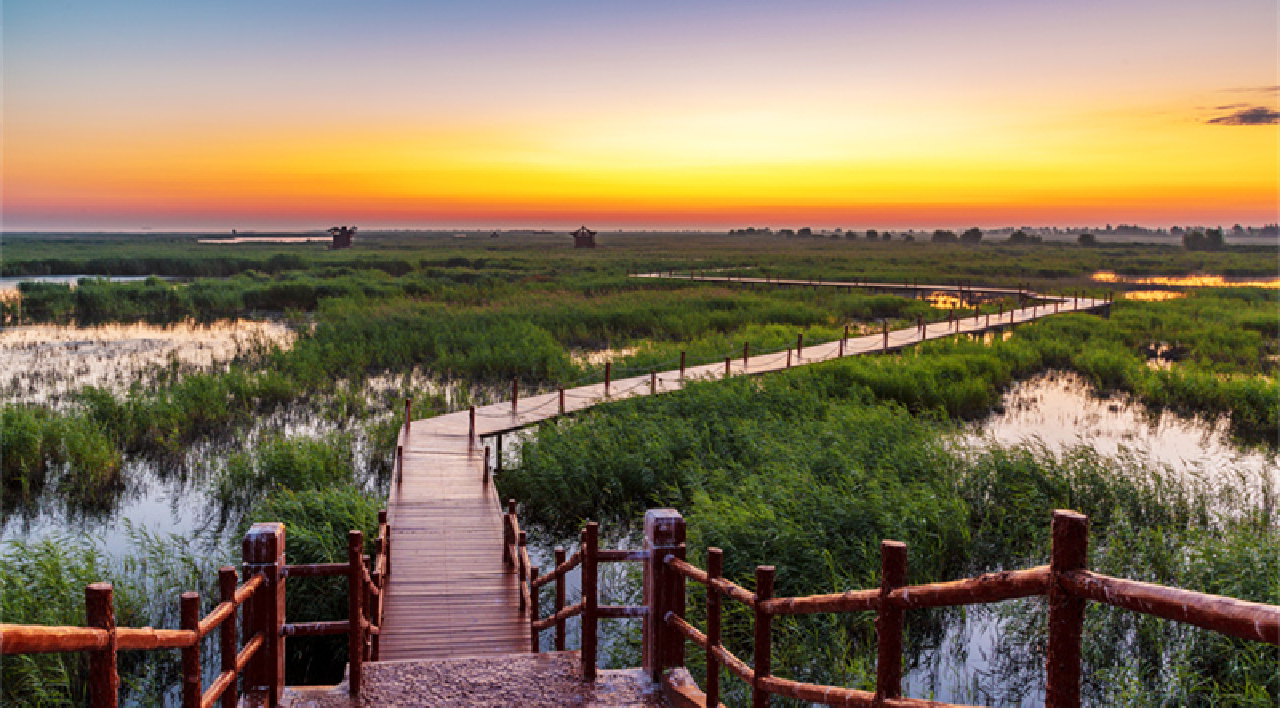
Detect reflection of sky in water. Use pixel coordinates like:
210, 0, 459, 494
1092, 271, 1280, 289
0, 319, 293, 405
1121, 290, 1185, 301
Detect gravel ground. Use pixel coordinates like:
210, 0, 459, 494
282, 651, 669, 707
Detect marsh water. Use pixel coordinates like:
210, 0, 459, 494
3, 321, 1275, 704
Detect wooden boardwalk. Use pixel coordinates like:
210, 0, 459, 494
378, 285, 1108, 661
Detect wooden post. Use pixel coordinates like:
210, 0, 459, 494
743, 341, 750, 366
725, 356, 731, 378
181, 592, 201, 708
559, 387, 565, 414
242, 523, 285, 704
512, 377, 519, 412
484, 447, 490, 483
496, 434, 503, 474
469, 405, 476, 439
530, 564, 541, 653
651, 370, 657, 394
582, 522, 600, 682
796, 333, 803, 358
786, 348, 791, 368
752, 566, 776, 708
679, 351, 686, 378
605, 362, 612, 396
503, 499, 516, 566
219, 567, 238, 708
404, 398, 412, 433
986, 312, 990, 327
874, 541, 907, 703
554, 546, 567, 651
86, 583, 118, 708
706, 548, 723, 708
1046, 510, 1089, 708
643, 509, 685, 683
666, 542, 687, 671
838, 337, 844, 358
518, 531, 529, 612
1055, 300, 1059, 313
882, 321, 889, 351
348, 530, 364, 696
396, 445, 403, 486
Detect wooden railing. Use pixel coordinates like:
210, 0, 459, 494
656, 509, 1280, 707
503, 506, 1278, 707
0, 512, 392, 707
504, 500, 654, 681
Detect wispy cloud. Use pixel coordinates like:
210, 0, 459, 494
1206, 105, 1279, 125
1220, 85, 1280, 95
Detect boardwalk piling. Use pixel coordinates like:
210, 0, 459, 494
86, 583, 119, 708
874, 541, 907, 702
752, 566, 776, 708
219, 567, 238, 708
554, 547, 567, 651
181, 592, 201, 708
706, 548, 723, 708
582, 523, 600, 681
348, 530, 364, 696
1047, 511, 1089, 707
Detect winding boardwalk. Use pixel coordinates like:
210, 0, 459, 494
378, 281, 1107, 661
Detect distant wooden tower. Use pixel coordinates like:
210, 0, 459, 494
329, 225, 357, 249
571, 225, 597, 249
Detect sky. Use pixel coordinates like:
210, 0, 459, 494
4, 0, 1278, 231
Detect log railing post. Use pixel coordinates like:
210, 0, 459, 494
484, 446, 491, 483
651, 369, 657, 394
882, 321, 889, 351
679, 351, 686, 378
752, 566, 775, 708
874, 541, 907, 703
1046, 510, 1089, 708
796, 333, 803, 359
706, 548, 723, 708
724, 356, 731, 379
348, 530, 364, 696
512, 377, 519, 413
786, 348, 791, 367
181, 592, 201, 708
503, 499, 516, 566
242, 522, 285, 705
219, 567, 238, 708
518, 531, 528, 612
395, 444, 403, 486
530, 564, 541, 653
554, 546, 567, 651
605, 363, 612, 396
470, 405, 476, 439
86, 583, 118, 708
743, 341, 750, 366
666, 543, 687, 673
582, 522, 600, 682
559, 387, 566, 414
643, 509, 685, 683
404, 398, 412, 433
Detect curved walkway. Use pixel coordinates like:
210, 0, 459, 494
378, 282, 1107, 661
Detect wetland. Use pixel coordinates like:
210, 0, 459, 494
1, 232, 1275, 705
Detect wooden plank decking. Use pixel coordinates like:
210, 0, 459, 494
378, 286, 1108, 661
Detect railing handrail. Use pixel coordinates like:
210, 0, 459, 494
656, 509, 1280, 707
0, 510, 393, 707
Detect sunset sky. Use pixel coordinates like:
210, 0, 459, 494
5, 0, 1278, 231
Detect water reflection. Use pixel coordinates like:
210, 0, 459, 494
1092, 271, 1280, 288
0, 319, 294, 405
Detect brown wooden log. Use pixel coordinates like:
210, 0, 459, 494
533, 549, 582, 589
752, 565, 775, 708
532, 601, 585, 632
1046, 510, 1088, 708
666, 544, 687, 671
605, 362, 612, 396
763, 588, 878, 616
518, 532, 531, 612
706, 547, 723, 708
348, 530, 364, 696
117, 627, 195, 650
597, 549, 648, 563
875, 541, 906, 702
218, 567, 237, 708
889, 566, 1049, 609
1060, 570, 1280, 646
285, 562, 350, 578
582, 522, 599, 682
0, 624, 108, 653
86, 583, 118, 708
283, 621, 350, 637
241, 522, 285, 704
711, 642, 755, 685
559, 387, 566, 414
554, 547, 567, 651
758, 675, 963, 707
680, 351, 686, 378
530, 565, 541, 653
181, 592, 201, 708
725, 356, 731, 378
404, 397, 412, 432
